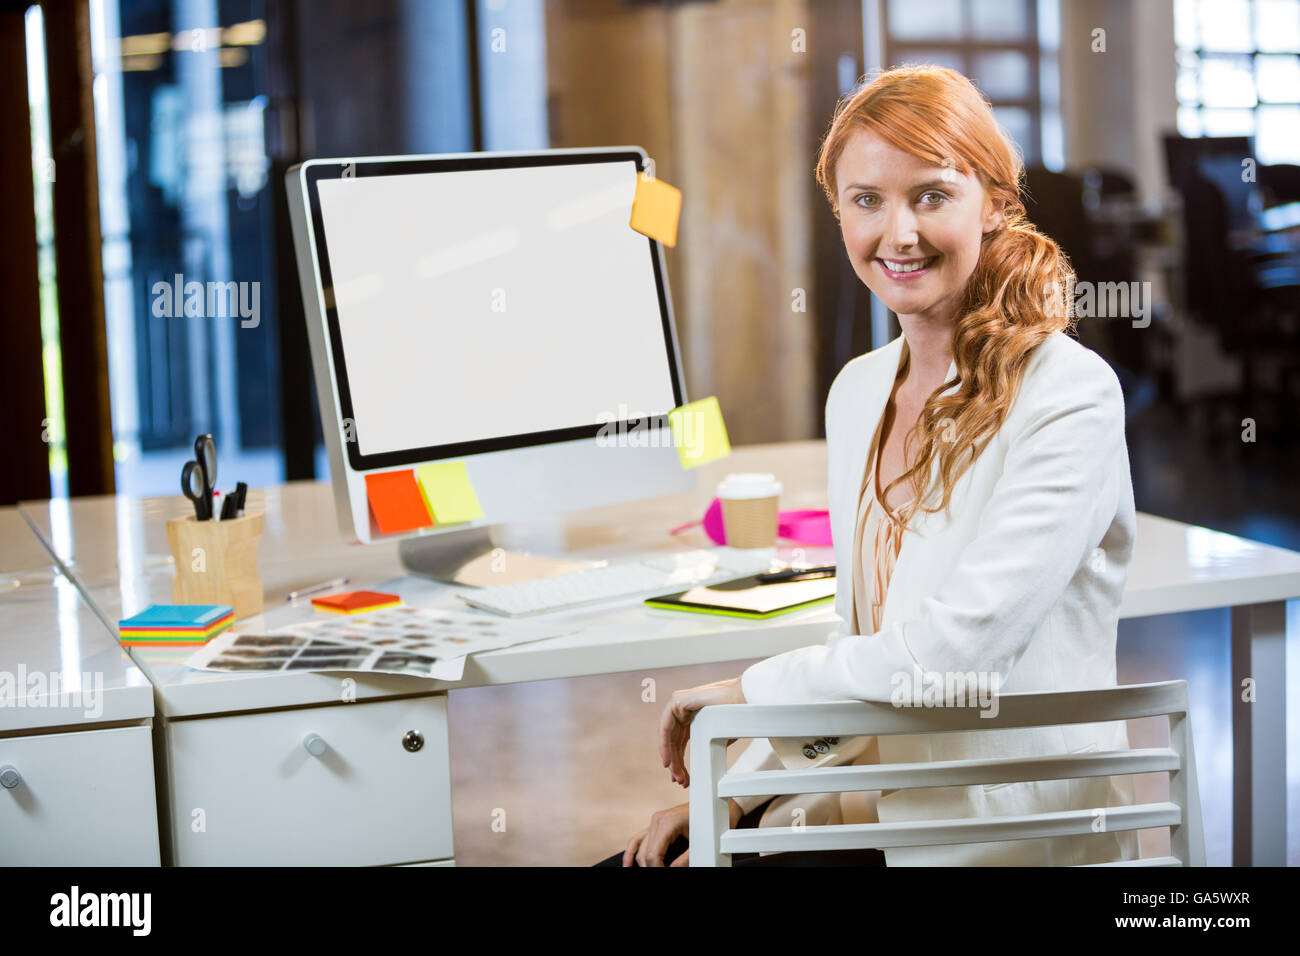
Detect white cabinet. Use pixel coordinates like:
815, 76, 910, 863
164, 694, 453, 866
1, 724, 160, 865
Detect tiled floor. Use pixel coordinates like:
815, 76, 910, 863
444, 390, 1298, 866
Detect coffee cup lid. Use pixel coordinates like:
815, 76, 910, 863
716, 472, 783, 499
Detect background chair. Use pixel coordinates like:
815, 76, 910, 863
1022, 167, 1152, 392
1259, 163, 1300, 209
689, 680, 1204, 867
1162, 136, 1300, 450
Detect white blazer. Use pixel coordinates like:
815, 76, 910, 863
728, 331, 1140, 866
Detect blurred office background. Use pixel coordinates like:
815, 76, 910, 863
2, 0, 1298, 864
4, 0, 1298, 538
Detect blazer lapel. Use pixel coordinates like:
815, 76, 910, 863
837, 336, 905, 631
879, 350, 962, 626
834, 334, 962, 632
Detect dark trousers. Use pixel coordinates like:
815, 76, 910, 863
594, 798, 887, 867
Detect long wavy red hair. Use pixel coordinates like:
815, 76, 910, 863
816, 64, 1077, 518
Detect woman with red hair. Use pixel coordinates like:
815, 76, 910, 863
599, 64, 1139, 867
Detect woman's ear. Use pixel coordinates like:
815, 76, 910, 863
982, 198, 1005, 234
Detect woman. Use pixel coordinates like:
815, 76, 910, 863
600, 64, 1140, 867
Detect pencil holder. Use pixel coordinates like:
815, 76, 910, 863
166, 512, 265, 620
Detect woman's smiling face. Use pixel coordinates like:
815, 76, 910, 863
836, 128, 1002, 323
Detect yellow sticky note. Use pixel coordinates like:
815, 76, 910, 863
629, 172, 682, 247
668, 396, 731, 468
415, 461, 484, 524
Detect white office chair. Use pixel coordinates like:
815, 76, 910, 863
688, 679, 1205, 866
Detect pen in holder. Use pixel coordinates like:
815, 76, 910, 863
166, 512, 265, 620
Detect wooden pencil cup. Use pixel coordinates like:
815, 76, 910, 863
166, 512, 265, 620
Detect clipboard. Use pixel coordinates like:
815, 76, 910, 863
644, 572, 836, 619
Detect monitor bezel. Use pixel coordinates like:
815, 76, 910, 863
302, 149, 686, 472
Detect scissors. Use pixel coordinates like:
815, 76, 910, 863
180, 434, 217, 520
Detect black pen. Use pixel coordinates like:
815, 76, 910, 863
219, 491, 239, 521
755, 565, 836, 585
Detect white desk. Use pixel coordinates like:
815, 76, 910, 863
19, 440, 1300, 866
0, 507, 160, 865
16, 461, 835, 865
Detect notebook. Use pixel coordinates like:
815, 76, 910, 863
644, 573, 836, 619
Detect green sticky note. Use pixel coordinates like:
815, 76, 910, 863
415, 461, 484, 524
668, 396, 731, 468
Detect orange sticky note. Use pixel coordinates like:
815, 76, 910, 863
629, 172, 681, 247
365, 470, 433, 535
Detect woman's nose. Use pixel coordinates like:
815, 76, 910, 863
884, 206, 919, 250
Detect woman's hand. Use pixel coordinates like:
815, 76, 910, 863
658, 677, 746, 788
621, 799, 745, 867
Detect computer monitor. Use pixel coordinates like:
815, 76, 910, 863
1162, 134, 1261, 232
286, 148, 693, 576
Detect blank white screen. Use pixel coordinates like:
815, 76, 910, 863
316, 160, 677, 458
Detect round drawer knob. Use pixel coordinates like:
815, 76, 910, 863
303, 733, 327, 757
402, 730, 424, 753
0, 765, 20, 790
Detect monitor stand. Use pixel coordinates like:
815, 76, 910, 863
398, 526, 596, 587
399, 526, 496, 583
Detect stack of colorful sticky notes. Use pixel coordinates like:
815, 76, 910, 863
118, 605, 233, 647
311, 590, 402, 615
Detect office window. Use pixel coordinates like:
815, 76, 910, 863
1175, 0, 1300, 163
79, 0, 477, 498
24, 6, 67, 497
882, 0, 1062, 169
88, 0, 285, 497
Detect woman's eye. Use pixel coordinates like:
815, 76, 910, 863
919, 191, 946, 206
855, 194, 879, 208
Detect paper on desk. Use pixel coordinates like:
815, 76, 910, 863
184, 606, 580, 681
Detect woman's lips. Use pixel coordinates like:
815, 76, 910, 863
876, 255, 938, 280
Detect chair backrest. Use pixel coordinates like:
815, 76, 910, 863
688, 680, 1204, 866
1083, 166, 1136, 199
1259, 163, 1300, 208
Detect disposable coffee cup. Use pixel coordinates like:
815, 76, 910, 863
717, 473, 782, 549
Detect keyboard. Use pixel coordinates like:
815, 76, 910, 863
456, 550, 779, 617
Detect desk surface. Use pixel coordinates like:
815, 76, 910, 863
16, 440, 1300, 718
0, 507, 154, 732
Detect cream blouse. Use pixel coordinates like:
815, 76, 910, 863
850, 411, 915, 637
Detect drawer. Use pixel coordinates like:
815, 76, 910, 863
166, 694, 452, 866
1, 724, 160, 865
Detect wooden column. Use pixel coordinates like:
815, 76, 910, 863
44, 0, 115, 496
545, 0, 819, 444
0, 7, 53, 505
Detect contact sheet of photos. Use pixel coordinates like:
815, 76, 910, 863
185, 606, 579, 681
